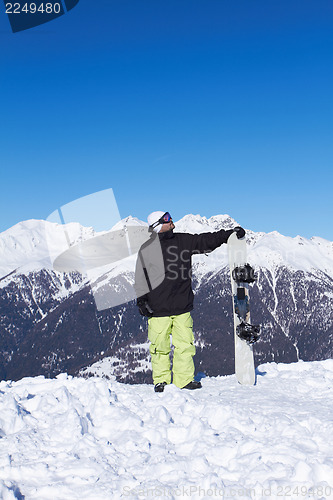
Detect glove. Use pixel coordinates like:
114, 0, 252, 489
137, 298, 154, 318
233, 226, 246, 239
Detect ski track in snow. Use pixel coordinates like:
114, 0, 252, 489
0, 361, 333, 500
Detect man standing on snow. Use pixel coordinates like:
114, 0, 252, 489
135, 211, 245, 392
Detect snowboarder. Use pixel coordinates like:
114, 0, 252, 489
135, 211, 245, 392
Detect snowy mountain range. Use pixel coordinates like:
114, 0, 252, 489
0, 215, 332, 383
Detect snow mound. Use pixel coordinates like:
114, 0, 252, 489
0, 360, 333, 499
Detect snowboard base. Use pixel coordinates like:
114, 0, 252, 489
228, 232, 257, 385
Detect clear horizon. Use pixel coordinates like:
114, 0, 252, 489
1, 1, 332, 240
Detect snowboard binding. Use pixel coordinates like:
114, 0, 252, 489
236, 321, 260, 344
232, 264, 257, 284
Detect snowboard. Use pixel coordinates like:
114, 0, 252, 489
227, 232, 260, 385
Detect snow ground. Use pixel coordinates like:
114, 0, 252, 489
0, 360, 333, 500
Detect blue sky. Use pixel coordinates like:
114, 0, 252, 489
0, 0, 332, 239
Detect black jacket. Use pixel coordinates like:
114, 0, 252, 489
135, 228, 233, 317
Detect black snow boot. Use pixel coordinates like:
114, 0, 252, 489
154, 382, 167, 393
182, 380, 202, 390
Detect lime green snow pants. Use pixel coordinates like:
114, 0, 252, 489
148, 312, 196, 389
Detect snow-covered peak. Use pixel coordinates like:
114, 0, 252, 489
111, 215, 148, 231
0, 219, 98, 277
175, 214, 238, 233
247, 230, 333, 276
0, 219, 51, 276
174, 216, 333, 277
0, 216, 332, 279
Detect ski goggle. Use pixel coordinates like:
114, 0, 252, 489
159, 212, 172, 223
149, 212, 172, 231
